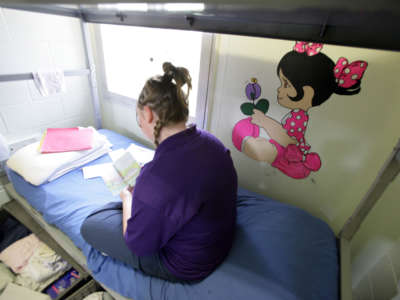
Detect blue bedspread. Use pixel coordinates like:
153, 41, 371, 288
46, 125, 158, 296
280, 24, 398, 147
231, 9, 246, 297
7, 129, 338, 300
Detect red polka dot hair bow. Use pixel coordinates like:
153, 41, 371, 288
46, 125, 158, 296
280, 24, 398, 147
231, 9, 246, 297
293, 41, 323, 56
334, 57, 368, 88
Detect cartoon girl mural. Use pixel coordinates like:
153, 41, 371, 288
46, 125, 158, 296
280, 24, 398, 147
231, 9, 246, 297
232, 41, 368, 179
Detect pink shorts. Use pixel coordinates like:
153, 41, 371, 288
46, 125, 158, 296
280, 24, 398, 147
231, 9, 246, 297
269, 139, 317, 179
232, 117, 259, 152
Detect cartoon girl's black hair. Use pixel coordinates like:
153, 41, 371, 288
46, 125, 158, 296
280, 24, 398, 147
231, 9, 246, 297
277, 51, 362, 107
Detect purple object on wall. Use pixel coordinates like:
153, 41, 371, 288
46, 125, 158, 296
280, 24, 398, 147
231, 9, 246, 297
245, 78, 261, 100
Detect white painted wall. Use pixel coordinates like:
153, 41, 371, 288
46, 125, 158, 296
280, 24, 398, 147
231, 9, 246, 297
0, 8, 95, 145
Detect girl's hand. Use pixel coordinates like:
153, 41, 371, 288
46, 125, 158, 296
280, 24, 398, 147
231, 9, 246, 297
251, 109, 267, 127
120, 187, 133, 203
121, 186, 133, 235
127, 185, 134, 194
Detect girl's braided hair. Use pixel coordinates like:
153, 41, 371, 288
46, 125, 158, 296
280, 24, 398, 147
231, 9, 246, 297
137, 62, 192, 146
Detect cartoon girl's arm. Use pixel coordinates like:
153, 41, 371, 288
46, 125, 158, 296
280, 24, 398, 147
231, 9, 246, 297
251, 110, 296, 147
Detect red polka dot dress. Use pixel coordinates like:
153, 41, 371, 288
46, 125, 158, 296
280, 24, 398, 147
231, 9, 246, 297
269, 109, 321, 179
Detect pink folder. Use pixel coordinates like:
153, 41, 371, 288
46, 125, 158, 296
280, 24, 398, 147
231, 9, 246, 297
40, 128, 93, 153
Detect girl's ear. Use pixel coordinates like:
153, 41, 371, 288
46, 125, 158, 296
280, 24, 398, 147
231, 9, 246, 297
143, 105, 154, 124
302, 86, 315, 108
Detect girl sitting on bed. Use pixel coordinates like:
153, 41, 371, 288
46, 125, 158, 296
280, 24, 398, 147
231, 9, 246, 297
81, 62, 238, 282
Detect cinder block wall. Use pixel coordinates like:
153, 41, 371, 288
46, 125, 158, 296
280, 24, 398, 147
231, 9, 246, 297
0, 8, 95, 144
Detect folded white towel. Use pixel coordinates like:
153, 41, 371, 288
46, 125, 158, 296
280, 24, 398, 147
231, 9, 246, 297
48, 142, 111, 182
7, 128, 111, 186
33, 70, 66, 97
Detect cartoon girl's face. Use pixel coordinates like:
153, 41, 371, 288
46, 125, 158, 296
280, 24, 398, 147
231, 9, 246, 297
277, 68, 298, 109
277, 68, 313, 111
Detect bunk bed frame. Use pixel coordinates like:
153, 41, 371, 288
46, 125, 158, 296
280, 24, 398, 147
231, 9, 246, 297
1, 2, 400, 299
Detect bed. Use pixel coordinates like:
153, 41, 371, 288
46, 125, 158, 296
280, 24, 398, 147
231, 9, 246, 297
5, 129, 339, 300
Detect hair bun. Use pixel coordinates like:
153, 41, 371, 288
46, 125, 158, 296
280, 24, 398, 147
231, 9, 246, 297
162, 62, 192, 98
161, 62, 176, 85
162, 62, 176, 75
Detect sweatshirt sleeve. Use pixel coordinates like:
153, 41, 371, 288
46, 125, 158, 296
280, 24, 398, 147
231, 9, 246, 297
124, 198, 179, 257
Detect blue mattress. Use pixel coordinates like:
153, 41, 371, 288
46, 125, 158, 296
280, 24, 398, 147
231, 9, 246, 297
7, 129, 338, 300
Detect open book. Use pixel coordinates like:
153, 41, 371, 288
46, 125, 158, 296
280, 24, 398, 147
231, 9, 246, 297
82, 144, 154, 195
105, 150, 141, 194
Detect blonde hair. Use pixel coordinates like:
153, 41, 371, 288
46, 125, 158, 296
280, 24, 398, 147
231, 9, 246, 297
137, 62, 192, 146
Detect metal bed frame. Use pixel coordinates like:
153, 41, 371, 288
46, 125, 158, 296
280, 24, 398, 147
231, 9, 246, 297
1, 2, 400, 299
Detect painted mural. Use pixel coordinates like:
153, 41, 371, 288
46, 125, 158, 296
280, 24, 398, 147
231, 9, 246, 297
232, 41, 368, 179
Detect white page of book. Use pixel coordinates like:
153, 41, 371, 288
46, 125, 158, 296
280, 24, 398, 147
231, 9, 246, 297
108, 148, 125, 162
100, 164, 126, 195
126, 144, 154, 166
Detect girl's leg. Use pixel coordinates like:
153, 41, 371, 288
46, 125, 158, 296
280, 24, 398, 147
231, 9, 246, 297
242, 137, 277, 164
81, 202, 138, 267
80, 202, 182, 282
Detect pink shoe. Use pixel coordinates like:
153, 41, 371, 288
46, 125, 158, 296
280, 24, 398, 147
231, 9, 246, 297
232, 117, 260, 152
270, 141, 322, 179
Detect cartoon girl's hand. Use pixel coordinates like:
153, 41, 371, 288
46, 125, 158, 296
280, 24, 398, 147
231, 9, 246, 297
250, 109, 266, 127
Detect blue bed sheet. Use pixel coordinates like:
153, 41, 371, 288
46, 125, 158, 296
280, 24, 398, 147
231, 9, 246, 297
7, 129, 338, 300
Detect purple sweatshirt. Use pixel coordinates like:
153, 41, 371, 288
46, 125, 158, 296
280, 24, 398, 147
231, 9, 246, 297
124, 125, 237, 281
